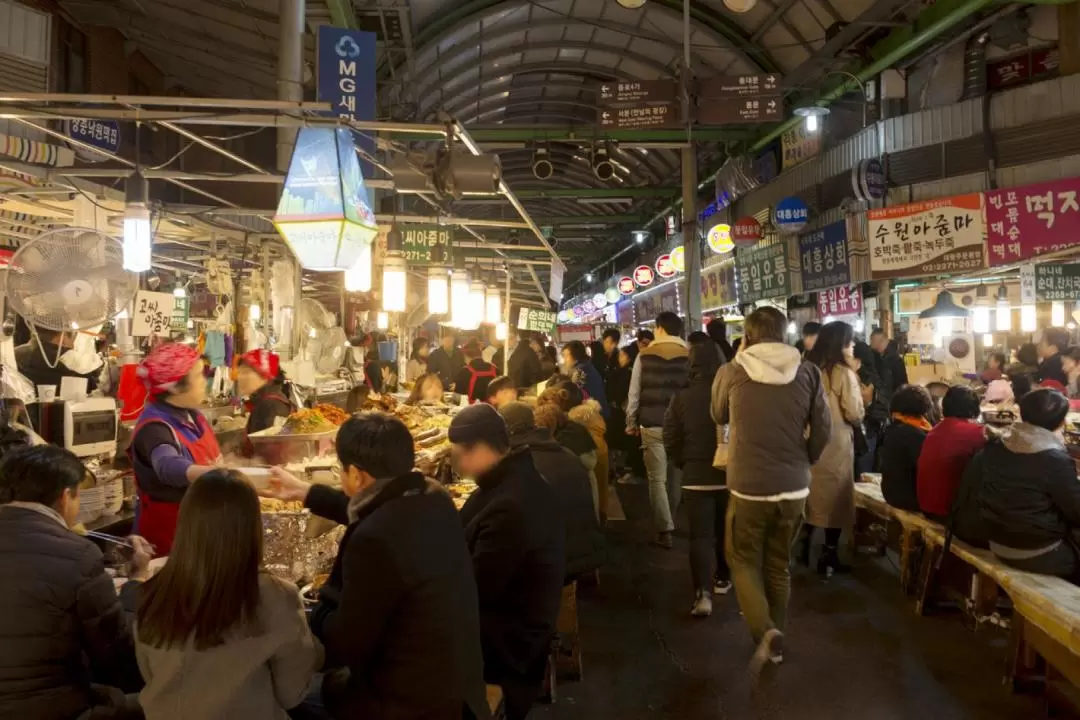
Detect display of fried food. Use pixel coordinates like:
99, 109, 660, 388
394, 405, 427, 429
313, 404, 349, 426
260, 497, 305, 513
363, 393, 398, 412
282, 408, 336, 434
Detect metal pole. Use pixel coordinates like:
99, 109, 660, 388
277, 0, 306, 172
681, 0, 702, 332
503, 266, 512, 377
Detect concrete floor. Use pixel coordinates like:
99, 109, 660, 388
532, 484, 1044, 720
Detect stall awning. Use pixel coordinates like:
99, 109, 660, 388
0, 131, 74, 167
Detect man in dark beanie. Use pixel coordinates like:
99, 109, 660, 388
450, 404, 565, 720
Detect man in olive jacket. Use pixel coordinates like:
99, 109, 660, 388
711, 306, 831, 674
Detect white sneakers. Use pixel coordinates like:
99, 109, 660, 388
713, 579, 732, 595
749, 628, 784, 678
690, 590, 713, 617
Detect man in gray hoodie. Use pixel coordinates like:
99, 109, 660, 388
711, 307, 831, 674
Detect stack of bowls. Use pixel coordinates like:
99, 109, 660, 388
77, 486, 106, 525
102, 475, 125, 516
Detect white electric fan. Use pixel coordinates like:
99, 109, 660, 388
300, 297, 347, 375
5, 227, 138, 368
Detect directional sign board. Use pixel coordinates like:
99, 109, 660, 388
596, 79, 677, 105
699, 74, 782, 98
698, 97, 782, 124
599, 104, 678, 129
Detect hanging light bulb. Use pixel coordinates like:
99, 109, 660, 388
249, 303, 262, 322
343, 241, 373, 292
1053, 301, 1066, 326
973, 306, 990, 334
495, 322, 508, 341
468, 276, 486, 330
485, 285, 502, 325
376, 311, 389, 330
983, 333, 994, 347
173, 282, 186, 298
428, 267, 449, 315
123, 171, 151, 273
996, 305, 1011, 332
382, 256, 407, 312
1021, 304, 1037, 332
450, 268, 471, 328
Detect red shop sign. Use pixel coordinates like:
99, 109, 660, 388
617, 276, 636, 295
732, 216, 763, 248
985, 178, 1080, 266
633, 265, 655, 287
655, 253, 676, 277
987, 47, 1059, 91
817, 285, 862, 318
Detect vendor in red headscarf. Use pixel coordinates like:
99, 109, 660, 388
237, 348, 295, 439
129, 343, 221, 556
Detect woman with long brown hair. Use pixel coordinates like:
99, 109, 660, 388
135, 469, 322, 719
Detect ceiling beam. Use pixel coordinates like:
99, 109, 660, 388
512, 187, 677, 199
325, 0, 357, 29
396, 126, 753, 143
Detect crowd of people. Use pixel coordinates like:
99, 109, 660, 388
4, 312, 1080, 719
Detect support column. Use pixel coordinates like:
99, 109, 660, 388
277, 0, 306, 171
877, 279, 894, 339
682, 147, 701, 332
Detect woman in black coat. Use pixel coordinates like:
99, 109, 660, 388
663, 339, 728, 618
606, 344, 644, 479
879, 385, 934, 512
262, 414, 489, 720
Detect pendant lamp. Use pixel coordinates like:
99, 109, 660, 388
918, 291, 971, 319
123, 171, 152, 273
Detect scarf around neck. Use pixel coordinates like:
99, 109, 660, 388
346, 476, 397, 523
892, 412, 933, 432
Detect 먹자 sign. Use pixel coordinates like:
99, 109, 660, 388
798, 221, 850, 292
706, 223, 733, 254
868, 194, 986, 279
1031, 262, 1080, 302
775, 197, 809, 233
66, 119, 121, 158
317, 26, 377, 179
655, 253, 676, 278
617, 277, 635, 295
986, 179, 1080, 266
633, 265, 655, 287
732, 216, 763, 248
701, 260, 738, 309
852, 158, 886, 201
518, 307, 557, 333
781, 124, 821, 170
737, 243, 790, 304
817, 285, 863, 318
399, 224, 453, 264
132, 291, 176, 337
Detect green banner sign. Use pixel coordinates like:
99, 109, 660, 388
516, 306, 557, 334
736, 242, 790, 304
400, 224, 453, 264
1031, 262, 1080, 302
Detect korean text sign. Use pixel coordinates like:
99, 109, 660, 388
1032, 263, 1080, 302
700, 261, 737, 309
132, 291, 175, 337
399, 224, 453, 264
316, 26, 376, 177
798, 221, 849, 292
985, 179, 1080, 266
736, 243, 789, 304
867, 194, 986, 279
817, 286, 863, 318
516, 307, 557, 333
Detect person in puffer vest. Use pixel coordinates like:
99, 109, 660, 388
626, 311, 689, 549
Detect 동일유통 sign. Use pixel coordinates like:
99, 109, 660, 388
736, 243, 790, 304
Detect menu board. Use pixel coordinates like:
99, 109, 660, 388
1030, 262, 1080, 302
736, 243, 789, 304
868, 194, 986, 279
701, 260, 738, 309
986, 179, 1080, 266
798, 221, 849, 292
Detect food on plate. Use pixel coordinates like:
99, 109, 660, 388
282, 408, 337, 435
364, 393, 398, 413
313, 404, 349, 426
260, 497, 305, 513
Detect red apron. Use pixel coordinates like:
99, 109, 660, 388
466, 364, 497, 404
132, 413, 221, 557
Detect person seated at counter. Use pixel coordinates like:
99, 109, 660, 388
405, 372, 444, 406
0, 442, 152, 720
130, 343, 223, 557
916, 386, 987, 522
448, 404, 564, 720
134, 469, 321, 720
979, 389, 1080, 582
880, 384, 934, 513
485, 375, 518, 409
454, 339, 498, 405
406, 336, 431, 383
980, 352, 1008, 385
237, 349, 295, 440
1038, 327, 1071, 387
260, 414, 489, 719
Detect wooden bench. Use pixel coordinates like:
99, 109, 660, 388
854, 481, 944, 592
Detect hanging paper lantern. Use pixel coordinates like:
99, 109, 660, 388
655, 253, 676, 278
633, 265, 655, 287
605, 286, 621, 303
617, 277, 636, 295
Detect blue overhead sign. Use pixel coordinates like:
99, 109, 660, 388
65, 118, 120, 159
316, 26, 377, 179
775, 196, 809, 233
798, 220, 849, 292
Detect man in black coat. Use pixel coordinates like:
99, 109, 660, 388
498, 402, 605, 582
427, 333, 465, 389
0, 443, 148, 720
870, 328, 908, 401
265, 413, 489, 720
499, 330, 542, 391
450, 404, 565, 720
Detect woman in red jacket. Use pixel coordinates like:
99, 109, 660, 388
916, 385, 987, 521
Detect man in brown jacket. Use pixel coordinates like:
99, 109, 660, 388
711, 307, 831, 675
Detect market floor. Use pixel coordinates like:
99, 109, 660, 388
531, 482, 1043, 720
